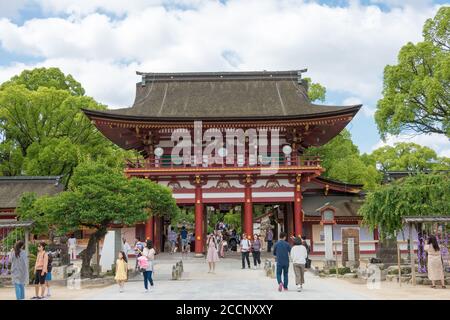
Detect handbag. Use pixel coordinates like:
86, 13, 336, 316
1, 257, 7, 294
305, 257, 312, 269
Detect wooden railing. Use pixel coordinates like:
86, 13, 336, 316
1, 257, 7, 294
125, 155, 321, 170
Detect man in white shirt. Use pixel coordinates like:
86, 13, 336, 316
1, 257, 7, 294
68, 235, 77, 261
240, 233, 251, 269
290, 237, 308, 291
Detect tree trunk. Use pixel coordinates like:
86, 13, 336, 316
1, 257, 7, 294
80, 227, 107, 278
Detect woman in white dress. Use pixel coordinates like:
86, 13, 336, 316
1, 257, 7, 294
424, 235, 446, 289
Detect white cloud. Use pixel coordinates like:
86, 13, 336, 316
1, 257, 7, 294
0, 0, 444, 108
343, 97, 375, 117
371, 133, 450, 158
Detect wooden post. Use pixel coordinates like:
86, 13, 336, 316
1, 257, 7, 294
335, 242, 339, 277
409, 222, 416, 286
397, 240, 401, 287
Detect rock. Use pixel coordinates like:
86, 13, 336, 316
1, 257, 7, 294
401, 276, 411, 283
52, 265, 68, 280
343, 273, 357, 279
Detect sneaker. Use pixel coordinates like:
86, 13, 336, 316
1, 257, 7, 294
144, 289, 148, 293
278, 283, 283, 292
297, 285, 302, 292
31, 296, 39, 300
283, 287, 288, 291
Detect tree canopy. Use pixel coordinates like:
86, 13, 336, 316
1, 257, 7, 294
368, 142, 450, 172
0, 67, 132, 185
17, 160, 179, 277
375, 7, 450, 138
360, 173, 450, 238
305, 129, 381, 190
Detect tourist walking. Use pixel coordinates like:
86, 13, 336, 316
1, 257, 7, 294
206, 233, 220, 273
266, 229, 274, 252
68, 234, 77, 261
252, 234, 262, 269
9, 240, 29, 300
240, 233, 251, 269
425, 235, 446, 289
141, 240, 155, 292
115, 251, 128, 293
44, 252, 53, 297
168, 227, 177, 254
273, 232, 291, 292
291, 237, 308, 291
180, 226, 188, 254
134, 237, 144, 271
32, 242, 49, 299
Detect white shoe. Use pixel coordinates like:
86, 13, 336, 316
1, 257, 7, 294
144, 289, 148, 293
297, 285, 302, 292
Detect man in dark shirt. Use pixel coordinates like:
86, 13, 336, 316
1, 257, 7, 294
273, 232, 291, 291
180, 226, 188, 253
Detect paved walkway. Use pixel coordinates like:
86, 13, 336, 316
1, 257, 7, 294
81, 254, 372, 300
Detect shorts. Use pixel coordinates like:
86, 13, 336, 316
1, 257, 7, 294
181, 239, 188, 246
34, 270, 47, 285
45, 272, 52, 281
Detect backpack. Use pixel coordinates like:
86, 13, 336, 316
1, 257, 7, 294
137, 256, 148, 271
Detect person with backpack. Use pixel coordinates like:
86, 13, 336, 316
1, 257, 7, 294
240, 233, 251, 269
291, 237, 308, 292
32, 242, 48, 299
273, 232, 291, 292
301, 236, 312, 269
9, 240, 29, 300
115, 251, 128, 293
139, 240, 156, 293
134, 237, 144, 271
44, 252, 53, 297
251, 234, 262, 269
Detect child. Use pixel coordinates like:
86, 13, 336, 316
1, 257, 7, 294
115, 251, 128, 293
45, 252, 53, 297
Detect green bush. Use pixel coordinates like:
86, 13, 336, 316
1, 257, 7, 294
329, 267, 351, 275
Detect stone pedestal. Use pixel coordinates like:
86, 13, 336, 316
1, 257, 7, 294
52, 266, 68, 280
324, 225, 333, 261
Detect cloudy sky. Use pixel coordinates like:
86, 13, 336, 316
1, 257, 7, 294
0, 0, 448, 156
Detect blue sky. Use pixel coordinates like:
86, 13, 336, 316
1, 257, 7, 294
0, 0, 448, 156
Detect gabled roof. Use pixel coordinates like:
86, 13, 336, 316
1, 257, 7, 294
0, 176, 64, 209
83, 70, 361, 121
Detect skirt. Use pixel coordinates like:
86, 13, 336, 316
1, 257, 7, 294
427, 255, 444, 281
206, 247, 220, 263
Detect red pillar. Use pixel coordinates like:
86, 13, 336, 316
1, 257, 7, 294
194, 177, 204, 255
244, 177, 253, 238
145, 216, 154, 241
294, 174, 303, 237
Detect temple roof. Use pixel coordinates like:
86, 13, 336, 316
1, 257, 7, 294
83, 70, 361, 121
303, 195, 363, 217
0, 176, 64, 209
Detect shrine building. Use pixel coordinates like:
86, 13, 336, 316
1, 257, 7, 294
83, 70, 379, 256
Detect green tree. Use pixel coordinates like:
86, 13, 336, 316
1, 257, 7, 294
305, 130, 381, 190
17, 160, 179, 277
304, 77, 326, 102
369, 142, 450, 172
360, 173, 450, 238
0, 67, 131, 184
375, 7, 450, 138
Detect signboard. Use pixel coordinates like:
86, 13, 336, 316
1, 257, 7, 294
341, 227, 360, 267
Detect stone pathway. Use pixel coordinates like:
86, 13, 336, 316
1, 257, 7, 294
81, 254, 372, 300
